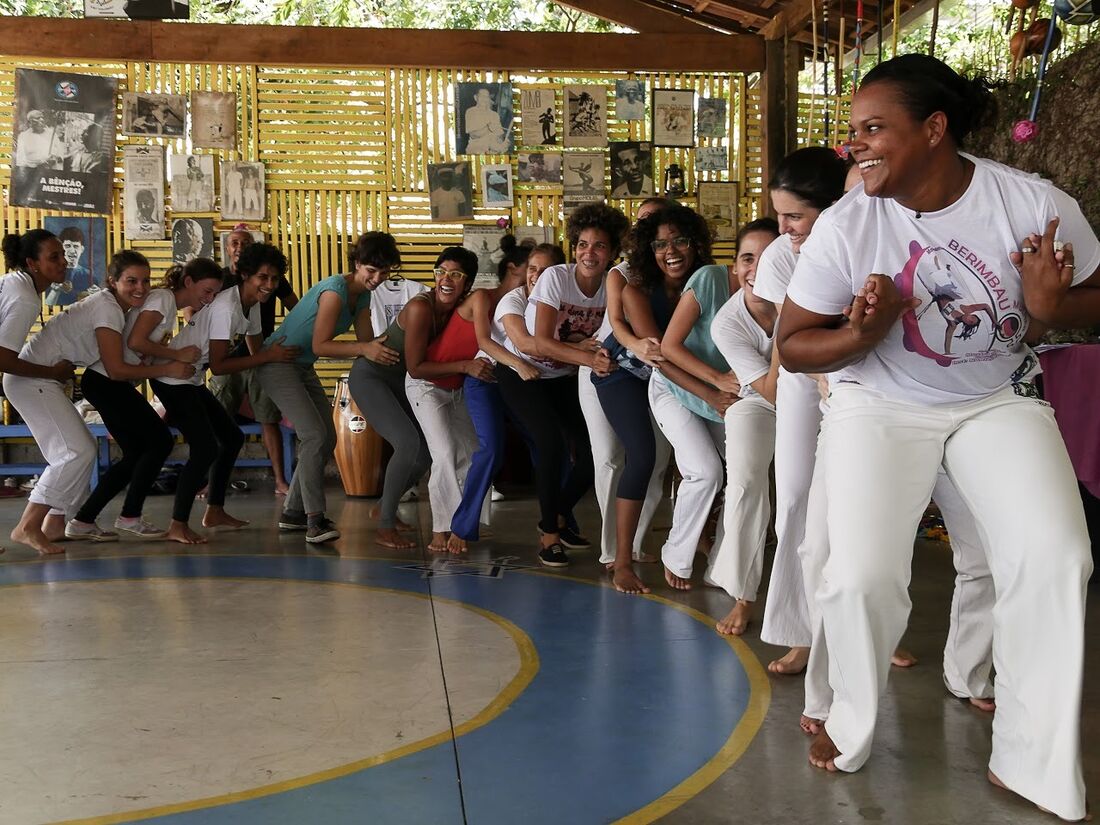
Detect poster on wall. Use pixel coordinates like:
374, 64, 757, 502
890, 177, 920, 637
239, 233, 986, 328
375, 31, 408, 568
609, 141, 654, 199
521, 88, 556, 146
695, 146, 728, 172
455, 82, 514, 155
615, 80, 645, 121
514, 225, 553, 247
427, 161, 474, 222
121, 92, 185, 137
563, 151, 605, 213
480, 164, 514, 208
172, 217, 214, 265
652, 88, 695, 147
42, 216, 107, 306
563, 85, 607, 148
220, 161, 265, 221
517, 152, 562, 183
170, 153, 215, 212
84, 0, 190, 18
463, 226, 506, 276
697, 181, 739, 241
697, 98, 728, 139
123, 145, 166, 240
10, 69, 117, 214
191, 91, 237, 150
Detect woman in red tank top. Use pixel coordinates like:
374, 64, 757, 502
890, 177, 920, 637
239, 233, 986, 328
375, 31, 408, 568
404, 246, 489, 552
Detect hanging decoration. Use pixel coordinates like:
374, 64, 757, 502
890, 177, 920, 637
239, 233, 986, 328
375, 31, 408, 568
854, 0, 864, 87
1012, 9, 1062, 143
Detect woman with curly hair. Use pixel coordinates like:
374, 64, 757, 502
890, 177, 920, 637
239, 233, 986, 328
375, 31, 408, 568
496, 203, 630, 568
651, 205, 742, 591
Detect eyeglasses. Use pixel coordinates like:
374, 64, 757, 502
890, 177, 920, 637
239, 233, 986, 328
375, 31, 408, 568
651, 236, 693, 252
433, 267, 467, 279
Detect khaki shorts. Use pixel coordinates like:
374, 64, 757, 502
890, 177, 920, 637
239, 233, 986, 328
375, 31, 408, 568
208, 369, 282, 424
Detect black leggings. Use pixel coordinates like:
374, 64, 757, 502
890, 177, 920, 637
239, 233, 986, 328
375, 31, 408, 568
151, 380, 245, 522
75, 369, 174, 522
595, 373, 656, 501
494, 365, 592, 535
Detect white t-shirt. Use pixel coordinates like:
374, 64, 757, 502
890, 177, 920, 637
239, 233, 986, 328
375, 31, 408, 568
786, 156, 1100, 405
370, 278, 429, 337
125, 288, 177, 367
593, 261, 632, 344
711, 289, 773, 402
22, 289, 125, 375
483, 286, 528, 363
506, 263, 607, 379
0, 271, 41, 355
157, 285, 261, 386
751, 233, 798, 305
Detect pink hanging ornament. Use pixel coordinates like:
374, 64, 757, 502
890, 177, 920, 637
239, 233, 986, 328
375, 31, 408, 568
1012, 119, 1040, 142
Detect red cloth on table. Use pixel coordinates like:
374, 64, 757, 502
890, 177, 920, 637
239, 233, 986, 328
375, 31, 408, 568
1039, 343, 1100, 498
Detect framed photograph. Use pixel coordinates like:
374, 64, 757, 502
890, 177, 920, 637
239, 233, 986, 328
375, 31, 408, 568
521, 88, 557, 146
609, 141, 654, 199
42, 217, 107, 306
219, 229, 264, 267
172, 217, 214, 265
455, 82, 514, 155
190, 91, 236, 150
121, 92, 185, 137
220, 160, 265, 221
170, 153, 215, 213
11, 69, 117, 214
517, 152, 562, 184
480, 164, 514, 208
695, 146, 728, 172
615, 80, 645, 121
85, 0, 189, 18
563, 85, 607, 148
427, 161, 474, 222
123, 145, 165, 241
463, 226, 507, 277
563, 151, 605, 212
697, 181, 739, 241
697, 98, 728, 139
653, 88, 695, 147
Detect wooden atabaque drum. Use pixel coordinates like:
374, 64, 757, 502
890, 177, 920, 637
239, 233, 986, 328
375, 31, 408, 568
333, 375, 386, 497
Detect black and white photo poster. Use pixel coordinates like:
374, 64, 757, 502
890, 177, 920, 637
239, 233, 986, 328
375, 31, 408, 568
609, 141, 654, 199
191, 91, 237, 150
521, 88, 556, 147
455, 83, 514, 155
653, 88, 695, 147
564, 85, 607, 148
11, 69, 117, 214
123, 145, 166, 240
220, 161, 265, 221
121, 92, 185, 137
563, 151, 605, 212
428, 162, 474, 222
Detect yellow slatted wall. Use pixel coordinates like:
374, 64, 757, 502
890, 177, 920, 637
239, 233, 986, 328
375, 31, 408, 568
796, 91, 852, 149
0, 58, 763, 393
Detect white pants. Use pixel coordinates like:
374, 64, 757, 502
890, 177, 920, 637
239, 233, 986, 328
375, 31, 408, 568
704, 396, 775, 602
760, 366, 821, 647
818, 383, 1089, 821
800, 456, 995, 722
578, 367, 671, 565
3, 374, 96, 518
405, 375, 478, 533
649, 374, 725, 578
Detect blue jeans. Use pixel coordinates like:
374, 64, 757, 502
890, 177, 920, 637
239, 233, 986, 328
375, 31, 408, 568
450, 376, 504, 540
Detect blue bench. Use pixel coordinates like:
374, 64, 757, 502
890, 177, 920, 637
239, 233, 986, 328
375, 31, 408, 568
0, 422, 296, 490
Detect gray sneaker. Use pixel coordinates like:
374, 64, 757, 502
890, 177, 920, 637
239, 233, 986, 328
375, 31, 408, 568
306, 518, 340, 544
114, 517, 168, 538
65, 520, 119, 542
278, 510, 308, 531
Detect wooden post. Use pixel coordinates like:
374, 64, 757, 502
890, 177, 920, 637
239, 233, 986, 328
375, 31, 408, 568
763, 37, 800, 206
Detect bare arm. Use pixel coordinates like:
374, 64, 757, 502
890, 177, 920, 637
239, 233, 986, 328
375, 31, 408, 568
607, 272, 661, 366
0, 347, 73, 381
209, 334, 298, 375
660, 290, 739, 393
532, 301, 611, 373
1015, 220, 1100, 328
127, 310, 200, 364
311, 289, 399, 365
404, 298, 491, 382
747, 343, 780, 406
470, 291, 537, 380
95, 327, 193, 382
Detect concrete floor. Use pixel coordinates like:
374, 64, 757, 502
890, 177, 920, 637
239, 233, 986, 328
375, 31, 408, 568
0, 480, 1093, 824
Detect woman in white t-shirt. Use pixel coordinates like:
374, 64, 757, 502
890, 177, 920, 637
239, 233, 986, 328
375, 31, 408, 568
705, 218, 780, 632
129, 253, 298, 544
779, 55, 1098, 820
0, 231, 78, 554
495, 203, 629, 569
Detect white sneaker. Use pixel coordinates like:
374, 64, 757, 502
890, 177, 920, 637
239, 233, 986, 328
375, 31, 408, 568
490, 485, 504, 502
65, 520, 119, 542
114, 517, 168, 538
399, 488, 418, 503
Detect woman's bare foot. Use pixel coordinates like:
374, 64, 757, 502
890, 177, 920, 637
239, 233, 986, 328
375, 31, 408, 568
396, 517, 415, 532
165, 521, 207, 544
987, 771, 1073, 818
664, 566, 692, 591
891, 647, 918, 667
446, 534, 468, 554
808, 729, 841, 771
969, 696, 996, 713
427, 532, 449, 553
202, 507, 249, 530
716, 599, 753, 636
768, 646, 810, 675
377, 528, 416, 550
633, 551, 659, 564
612, 564, 650, 594
11, 524, 64, 555
275, 480, 290, 496
800, 715, 824, 736
42, 513, 67, 542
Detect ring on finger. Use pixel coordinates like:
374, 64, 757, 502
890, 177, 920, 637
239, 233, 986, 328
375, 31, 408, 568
1064, 263, 1075, 269
1021, 246, 1036, 253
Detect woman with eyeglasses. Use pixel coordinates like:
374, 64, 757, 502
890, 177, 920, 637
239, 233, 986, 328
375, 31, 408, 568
496, 203, 630, 568
259, 232, 402, 544
649, 207, 741, 591
402, 247, 484, 553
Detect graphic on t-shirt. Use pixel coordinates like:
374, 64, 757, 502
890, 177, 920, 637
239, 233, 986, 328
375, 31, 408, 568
531, 301, 606, 370
895, 240, 1025, 368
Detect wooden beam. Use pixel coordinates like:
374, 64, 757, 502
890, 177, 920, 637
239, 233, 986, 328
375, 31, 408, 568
0, 18, 765, 72
763, 36, 800, 191
556, 0, 716, 33
762, 0, 817, 40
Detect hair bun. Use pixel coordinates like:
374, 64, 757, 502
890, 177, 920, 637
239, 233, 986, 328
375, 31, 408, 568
499, 234, 517, 253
